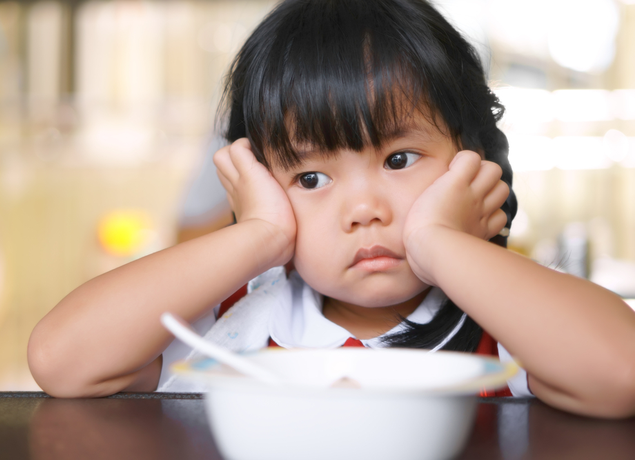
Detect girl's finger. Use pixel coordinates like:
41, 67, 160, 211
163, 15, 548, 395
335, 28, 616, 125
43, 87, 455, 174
215, 168, 234, 194
228, 139, 262, 177
482, 180, 510, 215
470, 161, 503, 197
486, 209, 508, 240
213, 146, 240, 183
215, 167, 236, 209
233, 138, 252, 150
448, 150, 482, 184
225, 193, 236, 213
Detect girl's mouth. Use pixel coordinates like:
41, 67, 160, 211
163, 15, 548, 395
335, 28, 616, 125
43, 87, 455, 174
350, 246, 403, 271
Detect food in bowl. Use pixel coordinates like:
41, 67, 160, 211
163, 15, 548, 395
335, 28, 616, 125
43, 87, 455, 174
172, 348, 517, 460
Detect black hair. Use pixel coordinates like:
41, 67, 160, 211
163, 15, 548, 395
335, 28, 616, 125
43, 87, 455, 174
220, 0, 517, 352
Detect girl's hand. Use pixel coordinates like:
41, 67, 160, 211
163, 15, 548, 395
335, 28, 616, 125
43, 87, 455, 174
213, 138, 296, 266
403, 150, 509, 284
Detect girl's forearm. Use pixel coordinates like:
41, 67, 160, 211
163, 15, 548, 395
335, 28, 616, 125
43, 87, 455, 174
28, 220, 290, 397
411, 226, 635, 418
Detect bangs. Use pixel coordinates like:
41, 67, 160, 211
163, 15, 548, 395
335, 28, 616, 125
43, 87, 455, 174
221, 0, 469, 170
270, 59, 440, 169
259, 27, 441, 170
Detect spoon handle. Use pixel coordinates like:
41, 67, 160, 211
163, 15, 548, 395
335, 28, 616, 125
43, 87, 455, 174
160, 312, 281, 385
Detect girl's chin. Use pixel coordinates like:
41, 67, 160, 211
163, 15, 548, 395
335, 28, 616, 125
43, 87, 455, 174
324, 287, 427, 309
296, 266, 428, 307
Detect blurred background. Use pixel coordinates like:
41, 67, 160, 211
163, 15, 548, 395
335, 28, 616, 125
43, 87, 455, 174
0, 0, 634, 390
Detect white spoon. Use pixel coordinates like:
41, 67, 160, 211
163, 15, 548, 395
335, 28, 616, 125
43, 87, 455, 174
160, 312, 282, 385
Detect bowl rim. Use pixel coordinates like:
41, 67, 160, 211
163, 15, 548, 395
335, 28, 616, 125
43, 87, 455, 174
170, 348, 519, 396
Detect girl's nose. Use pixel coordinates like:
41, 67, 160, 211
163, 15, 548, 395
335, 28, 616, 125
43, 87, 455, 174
341, 186, 392, 232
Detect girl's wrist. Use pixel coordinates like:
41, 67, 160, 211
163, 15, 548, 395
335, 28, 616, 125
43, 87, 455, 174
405, 225, 459, 286
238, 219, 295, 272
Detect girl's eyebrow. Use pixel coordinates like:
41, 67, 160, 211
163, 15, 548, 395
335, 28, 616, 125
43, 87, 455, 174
277, 147, 328, 172
382, 119, 437, 143
284, 119, 438, 170
290, 147, 323, 166
294, 147, 320, 158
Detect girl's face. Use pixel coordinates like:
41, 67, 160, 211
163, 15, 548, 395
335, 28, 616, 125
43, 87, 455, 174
270, 113, 457, 308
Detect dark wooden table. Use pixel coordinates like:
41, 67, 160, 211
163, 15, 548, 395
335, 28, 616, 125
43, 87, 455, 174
1, 392, 634, 459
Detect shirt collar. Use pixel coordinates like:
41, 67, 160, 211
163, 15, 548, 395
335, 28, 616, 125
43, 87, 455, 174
268, 271, 446, 349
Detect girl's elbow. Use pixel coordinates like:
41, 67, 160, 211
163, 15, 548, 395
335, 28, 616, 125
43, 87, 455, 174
602, 362, 635, 418
27, 339, 67, 397
29, 334, 162, 398
579, 357, 635, 419
28, 328, 98, 398
583, 385, 635, 419
531, 358, 635, 419
28, 335, 72, 397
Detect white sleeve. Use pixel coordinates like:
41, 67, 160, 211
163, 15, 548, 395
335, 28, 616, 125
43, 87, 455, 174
156, 305, 220, 390
497, 343, 535, 397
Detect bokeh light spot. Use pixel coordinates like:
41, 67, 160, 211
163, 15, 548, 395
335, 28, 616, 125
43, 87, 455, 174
98, 210, 152, 257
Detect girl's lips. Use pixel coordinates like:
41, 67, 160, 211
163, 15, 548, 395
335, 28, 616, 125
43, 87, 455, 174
350, 245, 403, 270
352, 257, 402, 271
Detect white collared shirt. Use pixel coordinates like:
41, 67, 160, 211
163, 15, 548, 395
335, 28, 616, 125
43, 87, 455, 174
159, 269, 532, 396
269, 271, 448, 349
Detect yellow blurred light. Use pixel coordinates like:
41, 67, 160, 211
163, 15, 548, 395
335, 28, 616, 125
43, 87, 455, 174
98, 210, 152, 257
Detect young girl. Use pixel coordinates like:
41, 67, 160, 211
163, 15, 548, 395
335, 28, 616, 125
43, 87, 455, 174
28, 0, 635, 418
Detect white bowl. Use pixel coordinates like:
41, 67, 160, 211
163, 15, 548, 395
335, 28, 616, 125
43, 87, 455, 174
172, 348, 517, 460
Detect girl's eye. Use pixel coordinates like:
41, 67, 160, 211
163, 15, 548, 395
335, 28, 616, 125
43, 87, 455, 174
385, 152, 420, 170
298, 172, 332, 189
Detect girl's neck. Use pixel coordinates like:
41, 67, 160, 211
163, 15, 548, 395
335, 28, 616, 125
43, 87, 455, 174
322, 288, 430, 340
